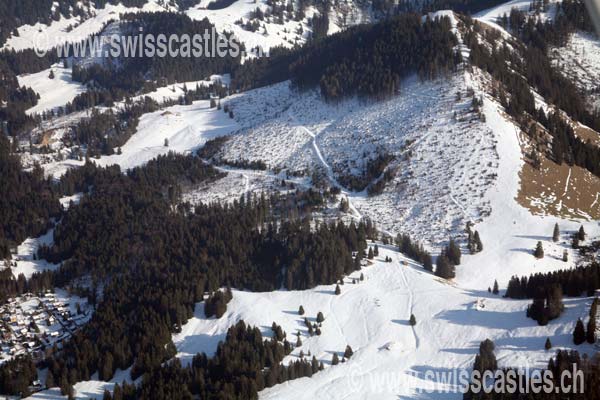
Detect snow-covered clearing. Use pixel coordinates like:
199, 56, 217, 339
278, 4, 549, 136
475, 0, 561, 34
2, 229, 60, 280
41, 98, 240, 177
124, 74, 231, 106
28, 367, 134, 400
173, 247, 597, 399
18, 64, 87, 116
3, 1, 174, 53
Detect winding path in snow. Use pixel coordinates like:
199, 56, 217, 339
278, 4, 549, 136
397, 253, 420, 349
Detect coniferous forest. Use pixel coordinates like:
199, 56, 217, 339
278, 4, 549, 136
0, 130, 370, 395
232, 13, 460, 100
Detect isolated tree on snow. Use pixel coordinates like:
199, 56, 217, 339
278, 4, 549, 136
164, 138, 169, 147
563, 250, 568, 262
331, 353, 340, 365
49, 69, 55, 79
296, 336, 303, 347
473, 231, 483, 253
316, 312, 325, 323
374, 244, 379, 257
587, 316, 597, 344
578, 225, 586, 241
335, 284, 341, 295
534, 241, 544, 259
552, 223, 560, 242
492, 280, 499, 295
359, 273, 364, 281
344, 345, 353, 359
545, 337, 552, 350
573, 319, 586, 345
409, 314, 417, 326
473, 339, 497, 373
298, 305, 305, 315
367, 247, 374, 260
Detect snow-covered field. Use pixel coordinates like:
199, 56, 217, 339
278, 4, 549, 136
41, 97, 240, 177
17, 64, 87, 116
171, 246, 598, 400
475, 0, 561, 35
3, 229, 60, 280
3, 1, 174, 53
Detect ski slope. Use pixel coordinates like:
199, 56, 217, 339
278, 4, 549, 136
172, 247, 597, 400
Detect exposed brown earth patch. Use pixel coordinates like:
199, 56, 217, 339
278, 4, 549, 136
518, 155, 600, 220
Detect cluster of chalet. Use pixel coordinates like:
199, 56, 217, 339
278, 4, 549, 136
0, 292, 90, 362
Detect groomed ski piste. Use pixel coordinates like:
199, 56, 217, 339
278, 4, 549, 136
9, 2, 600, 399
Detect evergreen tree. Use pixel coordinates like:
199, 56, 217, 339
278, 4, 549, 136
552, 223, 560, 242
164, 138, 169, 147
359, 273, 364, 281
563, 250, 568, 262
474, 339, 497, 373
573, 318, 586, 345
298, 305, 305, 315
534, 241, 544, 258
578, 225, 586, 241
545, 337, 552, 350
316, 312, 325, 323
409, 314, 416, 326
335, 284, 341, 295
374, 244, 379, 257
587, 316, 597, 344
344, 345, 353, 359
447, 239, 461, 265
492, 280, 499, 295
368, 247, 374, 259
473, 231, 483, 253
435, 254, 455, 280
331, 353, 339, 365
49, 69, 55, 79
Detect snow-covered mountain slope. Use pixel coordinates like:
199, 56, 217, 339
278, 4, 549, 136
217, 73, 496, 245
3, 0, 367, 59
170, 246, 597, 400
17, 64, 86, 115
2, 1, 175, 53
475, 0, 561, 33
39, 97, 240, 177
552, 31, 600, 109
